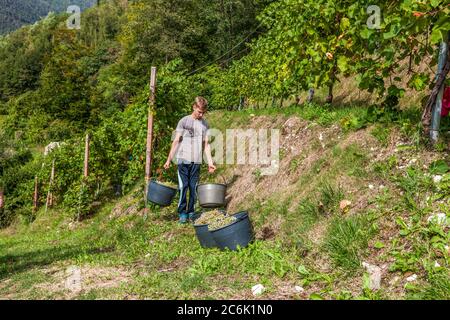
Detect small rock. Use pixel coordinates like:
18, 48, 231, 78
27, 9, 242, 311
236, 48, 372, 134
65, 266, 82, 292
433, 175, 443, 184
252, 284, 265, 296
389, 276, 400, 286
427, 213, 448, 226
379, 185, 385, 190
434, 261, 441, 268
406, 274, 418, 282
368, 184, 375, 190
362, 262, 382, 291
294, 286, 305, 293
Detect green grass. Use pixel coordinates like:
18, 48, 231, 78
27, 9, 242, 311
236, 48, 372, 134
409, 273, 450, 300
370, 124, 392, 146
290, 182, 344, 231
318, 183, 345, 215
0, 199, 303, 299
368, 152, 450, 298
332, 144, 368, 177
324, 214, 378, 272
210, 103, 369, 129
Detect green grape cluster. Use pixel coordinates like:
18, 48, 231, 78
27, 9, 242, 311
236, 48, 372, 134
157, 181, 178, 189
194, 209, 224, 226
208, 215, 237, 231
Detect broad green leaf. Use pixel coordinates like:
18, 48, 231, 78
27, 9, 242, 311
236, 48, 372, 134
298, 265, 310, 276
337, 56, 349, 72
399, 229, 409, 236
429, 160, 449, 175
309, 293, 325, 300
407, 73, 430, 91
374, 241, 385, 249
340, 17, 350, 31
430, 28, 444, 44
431, 0, 442, 8
360, 28, 372, 39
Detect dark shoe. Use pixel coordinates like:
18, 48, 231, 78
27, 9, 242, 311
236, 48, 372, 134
188, 212, 196, 222
179, 214, 188, 224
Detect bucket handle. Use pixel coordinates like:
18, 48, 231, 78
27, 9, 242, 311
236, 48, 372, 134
196, 173, 228, 196
198, 172, 228, 186
155, 168, 164, 182
219, 174, 228, 186
196, 174, 227, 192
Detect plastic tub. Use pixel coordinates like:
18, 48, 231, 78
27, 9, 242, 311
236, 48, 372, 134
147, 180, 178, 207
191, 211, 219, 248
210, 211, 254, 251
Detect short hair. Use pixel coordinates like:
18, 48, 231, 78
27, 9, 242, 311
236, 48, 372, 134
194, 96, 208, 110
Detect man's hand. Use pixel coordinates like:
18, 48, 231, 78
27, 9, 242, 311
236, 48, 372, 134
208, 163, 216, 174
164, 160, 171, 170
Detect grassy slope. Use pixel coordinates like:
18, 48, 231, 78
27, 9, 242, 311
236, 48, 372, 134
0, 105, 449, 300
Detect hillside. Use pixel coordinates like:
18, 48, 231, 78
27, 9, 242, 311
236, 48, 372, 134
0, 108, 448, 300
0, 0, 95, 34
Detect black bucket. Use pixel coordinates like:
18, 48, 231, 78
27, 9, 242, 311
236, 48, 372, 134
147, 180, 178, 207
211, 211, 254, 251
191, 212, 218, 249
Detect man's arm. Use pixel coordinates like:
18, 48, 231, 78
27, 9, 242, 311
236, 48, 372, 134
164, 132, 182, 169
204, 137, 216, 173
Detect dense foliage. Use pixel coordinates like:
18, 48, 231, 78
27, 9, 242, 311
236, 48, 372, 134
210, 0, 450, 106
0, 0, 96, 34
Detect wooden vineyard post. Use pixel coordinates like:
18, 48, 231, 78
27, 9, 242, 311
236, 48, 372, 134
33, 176, 39, 214
84, 133, 90, 178
50, 160, 55, 206
144, 67, 157, 216
45, 160, 56, 212
77, 134, 90, 222
0, 189, 4, 211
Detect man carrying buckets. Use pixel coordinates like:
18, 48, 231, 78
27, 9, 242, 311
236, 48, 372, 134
164, 97, 216, 224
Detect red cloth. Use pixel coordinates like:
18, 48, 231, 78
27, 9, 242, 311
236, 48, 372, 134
442, 86, 450, 117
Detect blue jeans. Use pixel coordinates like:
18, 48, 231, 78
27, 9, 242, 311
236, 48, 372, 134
177, 161, 201, 218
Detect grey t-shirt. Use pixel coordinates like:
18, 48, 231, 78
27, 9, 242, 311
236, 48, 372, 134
175, 115, 209, 164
